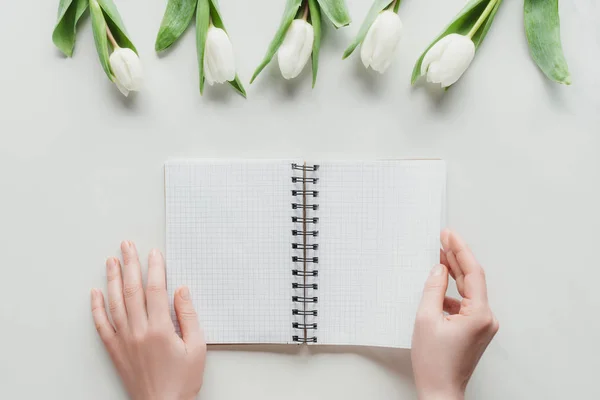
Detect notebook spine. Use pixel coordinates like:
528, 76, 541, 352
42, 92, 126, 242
291, 163, 319, 344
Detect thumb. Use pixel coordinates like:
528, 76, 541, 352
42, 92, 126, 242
417, 264, 449, 319
174, 286, 203, 346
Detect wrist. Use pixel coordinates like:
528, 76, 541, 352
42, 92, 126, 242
418, 388, 464, 400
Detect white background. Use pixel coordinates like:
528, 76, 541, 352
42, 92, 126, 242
1, 0, 599, 399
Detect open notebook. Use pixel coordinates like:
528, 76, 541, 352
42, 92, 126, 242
165, 160, 446, 348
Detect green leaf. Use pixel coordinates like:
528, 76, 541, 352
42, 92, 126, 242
229, 75, 247, 98
316, 0, 351, 28
90, 0, 113, 80
97, 0, 137, 53
196, 0, 210, 94
208, 0, 225, 29
308, 0, 321, 87
155, 0, 197, 52
52, 0, 89, 57
342, 0, 394, 59
250, 0, 303, 84
524, 0, 571, 85
410, 0, 498, 84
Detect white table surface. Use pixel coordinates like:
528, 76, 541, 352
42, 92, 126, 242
1, 0, 599, 399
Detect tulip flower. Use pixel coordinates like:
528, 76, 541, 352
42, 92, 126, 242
155, 0, 246, 97
412, 0, 503, 88
252, 0, 351, 87
420, 34, 474, 88
109, 47, 143, 97
360, 10, 402, 73
278, 19, 315, 80
204, 26, 236, 85
52, 0, 141, 97
343, 0, 402, 74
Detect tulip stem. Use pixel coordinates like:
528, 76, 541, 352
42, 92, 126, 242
467, 0, 498, 39
106, 25, 119, 49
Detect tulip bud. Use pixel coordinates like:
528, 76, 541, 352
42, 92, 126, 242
420, 33, 475, 88
109, 47, 143, 97
277, 19, 315, 80
360, 10, 403, 74
204, 26, 236, 86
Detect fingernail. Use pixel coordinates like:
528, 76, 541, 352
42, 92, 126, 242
431, 264, 444, 276
180, 286, 190, 300
106, 257, 117, 271
90, 289, 97, 300
150, 248, 160, 258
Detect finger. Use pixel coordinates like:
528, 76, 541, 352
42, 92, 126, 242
91, 289, 116, 344
417, 264, 449, 319
106, 257, 127, 331
441, 229, 488, 304
174, 286, 202, 347
443, 296, 461, 315
121, 241, 147, 332
440, 249, 456, 280
441, 230, 465, 294
146, 249, 171, 326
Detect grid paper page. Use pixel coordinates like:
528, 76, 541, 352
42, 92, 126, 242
165, 160, 296, 344
315, 160, 446, 348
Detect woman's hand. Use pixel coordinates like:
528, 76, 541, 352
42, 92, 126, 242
412, 230, 499, 400
91, 241, 206, 400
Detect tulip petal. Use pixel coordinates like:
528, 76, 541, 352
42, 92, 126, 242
294, 22, 315, 78
278, 21, 304, 79
114, 79, 130, 97
421, 34, 453, 76
360, 14, 379, 69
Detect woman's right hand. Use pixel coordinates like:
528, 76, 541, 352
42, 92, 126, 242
411, 229, 499, 400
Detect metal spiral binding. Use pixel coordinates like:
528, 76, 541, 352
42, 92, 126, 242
291, 163, 319, 344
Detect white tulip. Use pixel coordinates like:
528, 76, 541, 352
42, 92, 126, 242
109, 47, 143, 97
278, 19, 314, 80
360, 10, 403, 74
204, 26, 236, 85
421, 33, 475, 88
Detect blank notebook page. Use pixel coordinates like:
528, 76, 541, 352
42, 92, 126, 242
165, 160, 295, 344
315, 160, 446, 348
